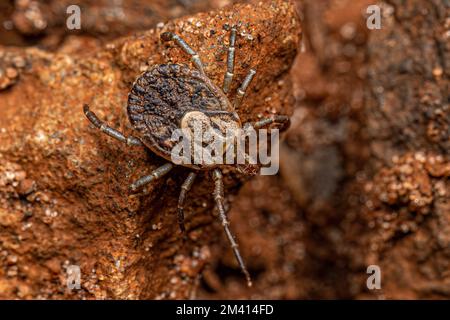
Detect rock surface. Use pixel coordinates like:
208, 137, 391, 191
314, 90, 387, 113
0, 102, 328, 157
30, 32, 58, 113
0, 0, 300, 299
200, 0, 449, 300
1, 0, 447, 301
0, 0, 234, 50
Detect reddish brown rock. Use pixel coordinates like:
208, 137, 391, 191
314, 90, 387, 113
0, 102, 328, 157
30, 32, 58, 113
199, 0, 449, 300
0, 0, 237, 50
0, 0, 300, 299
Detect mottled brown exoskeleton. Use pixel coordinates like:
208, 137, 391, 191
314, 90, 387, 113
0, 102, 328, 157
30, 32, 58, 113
83, 28, 289, 287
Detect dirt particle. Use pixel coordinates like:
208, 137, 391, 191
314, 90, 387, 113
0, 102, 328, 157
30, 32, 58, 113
18, 179, 36, 196
432, 67, 443, 78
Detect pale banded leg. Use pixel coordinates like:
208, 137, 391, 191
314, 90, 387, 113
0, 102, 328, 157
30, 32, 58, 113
234, 69, 256, 109
83, 104, 142, 146
212, 169, 252, 287
177, 172, 197, 236
129, 163, 173, 192
161, 32, 205, 75
222, 28, 237, 93
251, 115, 290, 129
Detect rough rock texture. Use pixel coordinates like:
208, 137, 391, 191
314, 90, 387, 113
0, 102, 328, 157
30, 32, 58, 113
0, 0, 448, 300
354, 0, 449, 299
0, 0, 301, 299
201, 0, 374, 299
200, 0, 449, 300
0, 0, 235, 50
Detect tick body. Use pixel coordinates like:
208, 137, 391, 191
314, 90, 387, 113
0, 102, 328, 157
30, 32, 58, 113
83, 28, 289, 287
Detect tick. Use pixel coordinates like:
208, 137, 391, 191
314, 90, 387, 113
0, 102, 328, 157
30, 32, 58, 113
83, 28, 289, 287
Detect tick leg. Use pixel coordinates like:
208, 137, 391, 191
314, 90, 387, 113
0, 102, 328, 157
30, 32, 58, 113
247, 115, 290, 130
83, 104, 142, 146
233, 69, 256, 109
129, 163, 173, 192
161, 32, 205, 75
222, 27, 237, 93
177, 172, 197, 237
212, 169, 252, 287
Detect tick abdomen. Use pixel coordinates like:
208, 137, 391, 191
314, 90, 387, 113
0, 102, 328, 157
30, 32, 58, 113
127, 64, 232, 161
